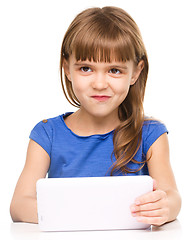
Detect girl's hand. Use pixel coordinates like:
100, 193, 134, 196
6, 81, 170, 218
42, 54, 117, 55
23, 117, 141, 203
130, 179, 170, 226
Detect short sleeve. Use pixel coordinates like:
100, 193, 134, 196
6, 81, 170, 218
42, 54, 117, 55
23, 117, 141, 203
143, 120, 168, 156
29, 120, 53, 157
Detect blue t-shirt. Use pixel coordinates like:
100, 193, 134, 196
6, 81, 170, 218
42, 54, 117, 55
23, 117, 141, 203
29, 112, 168, 177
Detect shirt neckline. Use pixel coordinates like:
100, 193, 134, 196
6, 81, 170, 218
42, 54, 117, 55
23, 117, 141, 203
60, 112, 114, 139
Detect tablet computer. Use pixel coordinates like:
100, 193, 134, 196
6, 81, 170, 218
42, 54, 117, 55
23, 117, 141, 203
36, 176, 153, 231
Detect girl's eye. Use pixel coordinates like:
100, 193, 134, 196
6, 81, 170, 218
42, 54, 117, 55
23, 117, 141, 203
109, 68, 121, 74
80, 67, 92, 72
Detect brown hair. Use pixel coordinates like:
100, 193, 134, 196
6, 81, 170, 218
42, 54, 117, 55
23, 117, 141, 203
60, 6, 149, 175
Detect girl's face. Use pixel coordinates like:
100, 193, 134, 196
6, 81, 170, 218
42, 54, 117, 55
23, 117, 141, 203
64, 55, 144, 120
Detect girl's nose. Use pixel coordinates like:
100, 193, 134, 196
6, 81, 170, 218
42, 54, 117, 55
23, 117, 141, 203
91, 73, 108, 90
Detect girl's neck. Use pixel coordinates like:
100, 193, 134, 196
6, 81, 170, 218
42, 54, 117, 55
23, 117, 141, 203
65, 109, 120, 136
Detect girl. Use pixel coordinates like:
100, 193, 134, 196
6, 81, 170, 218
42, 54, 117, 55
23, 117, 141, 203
10, 6, 181, 226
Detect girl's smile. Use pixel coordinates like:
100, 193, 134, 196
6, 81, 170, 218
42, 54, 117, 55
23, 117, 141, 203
91, 95, 111, 102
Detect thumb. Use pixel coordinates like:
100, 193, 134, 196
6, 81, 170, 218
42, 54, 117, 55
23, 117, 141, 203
153, 179, 158, 191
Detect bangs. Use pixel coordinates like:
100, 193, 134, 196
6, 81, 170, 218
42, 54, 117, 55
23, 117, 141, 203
69, 18, 136, 63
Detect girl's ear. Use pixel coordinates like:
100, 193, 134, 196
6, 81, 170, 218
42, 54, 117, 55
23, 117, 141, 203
130, 60, 144, 85
63, 59, 71, 81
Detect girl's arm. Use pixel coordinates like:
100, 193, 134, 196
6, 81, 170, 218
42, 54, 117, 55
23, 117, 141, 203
10, 139, 50, 223
130, 133, 182, 226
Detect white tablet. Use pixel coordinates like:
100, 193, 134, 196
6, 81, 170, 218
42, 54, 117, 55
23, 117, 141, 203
36, 176, 153, 231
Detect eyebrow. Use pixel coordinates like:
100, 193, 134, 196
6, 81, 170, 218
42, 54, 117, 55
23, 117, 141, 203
74, 62, 92, 67
109, 65, 128, 70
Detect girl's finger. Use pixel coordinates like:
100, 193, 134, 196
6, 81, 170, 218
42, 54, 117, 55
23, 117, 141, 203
135, 190, 167, 206
131, 201, 162, 212
132, 208, 169, 218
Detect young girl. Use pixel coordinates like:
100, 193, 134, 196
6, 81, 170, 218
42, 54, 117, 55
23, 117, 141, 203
10, 6, 181, 226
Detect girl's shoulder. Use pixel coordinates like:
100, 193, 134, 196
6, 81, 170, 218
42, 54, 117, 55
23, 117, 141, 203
29, 113, 71, 157
142, 117, 168, 155
142, 117, 168, 134
31, 112, 72, 131
30, 115, 61, 134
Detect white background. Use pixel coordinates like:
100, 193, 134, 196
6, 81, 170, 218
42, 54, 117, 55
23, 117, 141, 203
0, 0, 189, 226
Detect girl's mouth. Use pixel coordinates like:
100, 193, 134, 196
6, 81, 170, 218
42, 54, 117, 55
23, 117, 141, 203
91, 95, 111, 102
